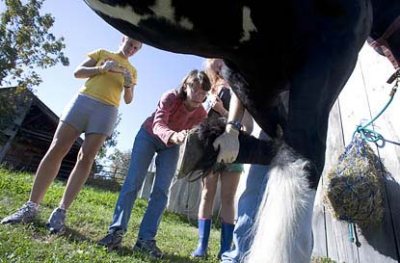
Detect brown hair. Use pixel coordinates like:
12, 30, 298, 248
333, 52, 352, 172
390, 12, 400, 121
178, 69, 211, 100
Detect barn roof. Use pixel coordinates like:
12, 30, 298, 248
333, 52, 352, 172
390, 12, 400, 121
0, 86, 83, 177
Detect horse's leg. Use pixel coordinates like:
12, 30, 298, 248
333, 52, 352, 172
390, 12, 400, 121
245, 100, 331, 263
246, 31, 366, 262
245, 142, 317, 263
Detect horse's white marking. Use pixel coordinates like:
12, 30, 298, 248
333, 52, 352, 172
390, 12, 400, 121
151, 0, 174, 24
179, 17, 194, 30
240, 6, 257, 42
245, 146, 315, 263
85, 0, 148, 27
150, 0, 193, 29
85, 0, 193, 30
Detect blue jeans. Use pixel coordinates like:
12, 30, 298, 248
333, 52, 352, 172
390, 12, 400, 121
221, 164, 269, 263
108, 127, 180, 240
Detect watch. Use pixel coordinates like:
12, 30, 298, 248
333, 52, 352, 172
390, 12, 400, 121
227, 120, 242, 131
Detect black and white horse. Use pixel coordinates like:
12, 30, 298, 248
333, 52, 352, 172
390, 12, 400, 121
83, 0, 400, 262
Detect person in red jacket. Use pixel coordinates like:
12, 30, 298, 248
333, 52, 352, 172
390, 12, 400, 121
98, 69, 211, 259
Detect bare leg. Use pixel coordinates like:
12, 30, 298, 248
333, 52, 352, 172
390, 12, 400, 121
219, 171, 240, 224
29, 122, 80, 205
198, 172, 219, 219
59, 133, 107, 210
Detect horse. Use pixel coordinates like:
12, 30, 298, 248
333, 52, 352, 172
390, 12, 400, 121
83, 0, 400, 262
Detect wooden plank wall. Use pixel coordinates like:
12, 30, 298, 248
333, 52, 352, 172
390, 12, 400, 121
312, 43, 400, 262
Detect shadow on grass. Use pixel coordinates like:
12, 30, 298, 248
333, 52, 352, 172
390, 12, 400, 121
131, 249, 211, 263
161, 253, 209, 263
4, 221, 210, 263
62, 227, 93, 243
99, 245, 208, 263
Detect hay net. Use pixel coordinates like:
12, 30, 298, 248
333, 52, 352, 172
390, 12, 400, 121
324, 135, 385, 227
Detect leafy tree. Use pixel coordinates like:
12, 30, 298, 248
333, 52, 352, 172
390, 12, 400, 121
0, 0, 121, 166
0, 0, 69, 135
0, 0, 69, 89
94, 146, 131, 182
107, 148, 131, 180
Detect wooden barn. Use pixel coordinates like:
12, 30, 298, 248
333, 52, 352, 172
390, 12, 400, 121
0, 87, 83, 178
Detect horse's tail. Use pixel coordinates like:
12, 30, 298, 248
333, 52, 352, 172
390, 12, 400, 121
245, 146, 316, 263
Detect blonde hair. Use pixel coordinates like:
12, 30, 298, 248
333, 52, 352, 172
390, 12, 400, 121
204, 58, 228, 95
121, 36, 143, 49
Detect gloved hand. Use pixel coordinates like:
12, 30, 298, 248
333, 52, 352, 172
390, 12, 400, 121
99, 60, 118, 73
123, 70, 133, 87
213, 126, 240, 163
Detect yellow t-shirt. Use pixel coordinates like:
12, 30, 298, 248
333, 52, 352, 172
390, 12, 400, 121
80, 49, 138, 107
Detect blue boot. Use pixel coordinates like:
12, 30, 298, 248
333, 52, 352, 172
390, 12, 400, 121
191, 219, 212, 257
218, 222, 235, 259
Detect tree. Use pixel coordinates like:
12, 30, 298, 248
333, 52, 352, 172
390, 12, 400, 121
0, 0, 69, 89
107, 148, 131, 181
94, 146, 131, 182
0, 0, 69, 131
96, 114, 122, 160
0, 1, 121, 169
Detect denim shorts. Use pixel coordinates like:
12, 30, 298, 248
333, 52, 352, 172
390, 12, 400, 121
60, 94, 118, 136
215, 162, 244, 173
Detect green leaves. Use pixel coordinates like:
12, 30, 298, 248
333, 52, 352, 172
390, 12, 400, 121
0, 0, 69, 89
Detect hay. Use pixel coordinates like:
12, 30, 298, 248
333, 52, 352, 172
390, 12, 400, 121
324, 136, 385, 228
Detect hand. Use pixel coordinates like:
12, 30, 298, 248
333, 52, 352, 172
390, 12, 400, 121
211, 97, 226, 116
169, 130, 188, 145
123, 70, 133, 87
213, 126, 239, 163
99, 60, 118, 73
203, 94, 217, 112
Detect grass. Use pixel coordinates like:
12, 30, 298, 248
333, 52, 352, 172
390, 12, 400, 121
0, 168, 336, 263
0, 168, 220, 263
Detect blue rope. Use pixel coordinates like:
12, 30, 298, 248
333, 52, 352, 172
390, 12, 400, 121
347, 74, 398, 243
348, 222, 355, 242
353, 79, 398, 146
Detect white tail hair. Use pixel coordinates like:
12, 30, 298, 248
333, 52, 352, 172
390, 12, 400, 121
245, 147, 316, 263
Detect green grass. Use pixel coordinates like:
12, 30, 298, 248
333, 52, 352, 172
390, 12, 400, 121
0, 168, 336, 263
0, 168, 220, 263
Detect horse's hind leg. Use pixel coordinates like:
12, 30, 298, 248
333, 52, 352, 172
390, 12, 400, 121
245, 143, 316, 263
245, 33, 363, 262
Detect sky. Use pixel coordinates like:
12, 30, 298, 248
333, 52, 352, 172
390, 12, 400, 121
33, 0, 204, 152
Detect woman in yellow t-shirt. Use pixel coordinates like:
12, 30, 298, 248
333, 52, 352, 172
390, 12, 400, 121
1, 36, 142, 234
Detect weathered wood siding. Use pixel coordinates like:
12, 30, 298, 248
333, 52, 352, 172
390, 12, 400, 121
312, 43, 400, 262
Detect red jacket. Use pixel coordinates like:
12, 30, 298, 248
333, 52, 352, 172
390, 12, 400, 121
142, 89, 207, 146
